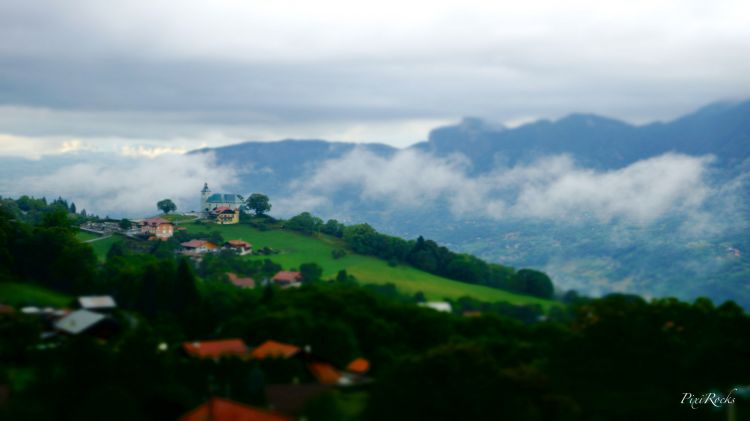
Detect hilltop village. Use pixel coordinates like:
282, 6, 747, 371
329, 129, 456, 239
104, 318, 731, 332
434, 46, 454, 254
80, 184, 304, 290
1, 190, 748, 420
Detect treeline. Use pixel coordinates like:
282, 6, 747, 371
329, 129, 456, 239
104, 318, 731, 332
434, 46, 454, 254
0, 205, 96, 293
283, 212, 554, 299
0, 195, 94, 225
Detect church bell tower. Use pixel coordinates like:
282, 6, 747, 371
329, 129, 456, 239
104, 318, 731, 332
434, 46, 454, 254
200, 182, 211, 217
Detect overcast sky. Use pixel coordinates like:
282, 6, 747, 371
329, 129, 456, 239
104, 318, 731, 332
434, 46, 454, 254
1, 0, 749, 155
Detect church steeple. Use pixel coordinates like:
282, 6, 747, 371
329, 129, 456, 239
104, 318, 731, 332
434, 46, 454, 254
200, 183, 211, 218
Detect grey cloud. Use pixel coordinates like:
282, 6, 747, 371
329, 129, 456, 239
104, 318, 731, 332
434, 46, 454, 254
1, 1, 750, 144
16, 152, 236, 217
280, 148, 715, 225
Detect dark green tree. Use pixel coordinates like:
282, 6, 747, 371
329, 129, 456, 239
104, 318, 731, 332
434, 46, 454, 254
156, 198, 177, 214
300, 262, 323, 283
513, 269, 554, 299
246, 193, 272, 216
173, 259, 199, 315
285, 212, 323, 235
335, 270, 349, 283
118, 219, 132, 230
321, 219, 345, 238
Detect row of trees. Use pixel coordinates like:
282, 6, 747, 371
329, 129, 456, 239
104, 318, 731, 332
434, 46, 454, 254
156, 193, 271, 216
282, 213, 554, 299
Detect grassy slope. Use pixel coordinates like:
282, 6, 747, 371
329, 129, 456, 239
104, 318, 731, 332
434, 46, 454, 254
0, 282, 72, 307
75, 230, 101, 242
89, 236, 124, 261
185, 223, 556, 308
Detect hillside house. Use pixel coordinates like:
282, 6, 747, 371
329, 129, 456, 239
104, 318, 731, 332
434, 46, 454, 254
224, 239, 252, 255
210, 206, 239, 225
272, 271, 302, 288
226, 272, 255, 289
180, 239, 218, 254
139, 217, 174, 239
54, 309, 120, 339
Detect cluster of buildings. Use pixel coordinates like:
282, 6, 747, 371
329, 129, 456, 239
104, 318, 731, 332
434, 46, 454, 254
224, 271, 303, 290
178, 337, 371, 420
138, 216, 178, 240
200, 183, 244, 225
134, 183, 247, 242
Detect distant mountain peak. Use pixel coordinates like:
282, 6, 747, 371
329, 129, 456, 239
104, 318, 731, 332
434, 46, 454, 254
555, 113, 632, 128
458, 117, 506, 132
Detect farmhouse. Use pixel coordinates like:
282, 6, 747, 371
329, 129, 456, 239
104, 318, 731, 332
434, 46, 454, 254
180, 239, 218, 254
209, 206, 239, 225
138, 217, 174, 239
226, 272, 255, 289
272, 271, 302, 288
224, 239, 252, 255
200, 183, 243, 218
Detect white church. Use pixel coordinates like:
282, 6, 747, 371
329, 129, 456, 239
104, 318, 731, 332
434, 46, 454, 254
200, 183, 244, 218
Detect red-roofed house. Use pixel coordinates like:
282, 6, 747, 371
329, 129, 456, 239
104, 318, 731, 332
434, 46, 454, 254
182, 339, 250, 360
271, 271, 302, 288
226, 272, 256, 289
225, 240, 252, 255
139, 217, 174, 239
180, 397, 292, 421
250, 340, 300, 360
181, 240, 219, 253
210, 206, 239, 225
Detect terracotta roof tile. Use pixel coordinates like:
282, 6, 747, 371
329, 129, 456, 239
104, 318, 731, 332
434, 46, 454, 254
346, 357, 370, 374
226, 273, 255, 288
180, 397, 292, 421
272, 271, 301, 283
226, 240, 251, 248
308, 362, 341, 385
182, 339, 249, 359
250, 340, 300, 360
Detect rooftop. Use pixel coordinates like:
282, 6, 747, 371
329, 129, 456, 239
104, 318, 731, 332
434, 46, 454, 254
180, 397, 291, 421
206, 193, 243, 204
226, 273, 255, 288
54, 309, 106, 335
226, 239, 251, 248
308, 362, 341, 385
250, 340, 300, 360
181, 239, 217, 249
78, 295, 116, 310
182, 339, 249, 359
272, 271, 301, 283
346, 357, 370, 374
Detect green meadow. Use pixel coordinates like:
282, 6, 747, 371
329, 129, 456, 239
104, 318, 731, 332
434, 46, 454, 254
0, 282, 72, 307
75, 230, 101, 242
184, 222, 556, 308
